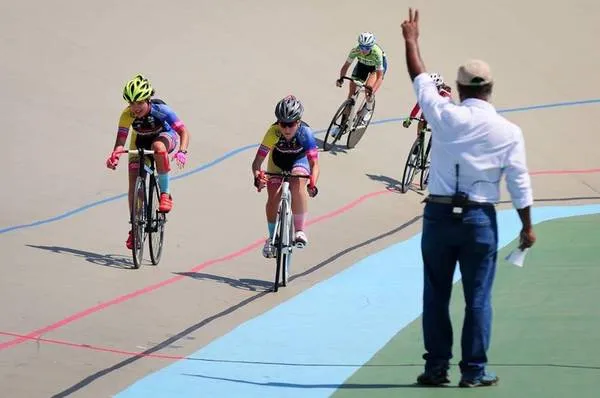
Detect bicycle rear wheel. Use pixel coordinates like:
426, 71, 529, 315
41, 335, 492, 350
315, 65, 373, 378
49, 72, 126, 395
273, 199, 288, 292
347, 98, 375, 149
148, 174, 166, 265
419, 135, 432, 191
323, 99, 352, 151
131, 176, 147, 268
400, 137, 422, 193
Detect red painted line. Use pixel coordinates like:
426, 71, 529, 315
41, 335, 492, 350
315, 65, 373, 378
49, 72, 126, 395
1, 166, 597, 353
0, 190, 391, 352
0, 331, 185, 360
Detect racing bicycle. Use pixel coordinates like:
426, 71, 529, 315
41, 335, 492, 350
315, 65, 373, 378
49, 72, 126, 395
323, 76, 376, 151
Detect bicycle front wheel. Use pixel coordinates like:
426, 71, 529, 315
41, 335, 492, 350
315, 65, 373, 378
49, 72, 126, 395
323, 99, 352, 151
148, 175, 166, 265
419, 136, 432, 191
273, 199, 288, 292
347, 98, 375, 149
281, 210, 294, 287
400, 137, 422, 193
131, 176, 147, 269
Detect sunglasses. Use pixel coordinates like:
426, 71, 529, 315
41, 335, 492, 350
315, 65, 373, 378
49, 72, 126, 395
359, 45, 372, 51
278, 121, 297, 128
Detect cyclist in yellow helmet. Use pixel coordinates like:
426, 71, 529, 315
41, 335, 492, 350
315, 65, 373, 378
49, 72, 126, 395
106, 74, 190, 250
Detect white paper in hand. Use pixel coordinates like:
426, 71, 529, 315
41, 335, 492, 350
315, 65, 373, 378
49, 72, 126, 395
505, 248, 529, 267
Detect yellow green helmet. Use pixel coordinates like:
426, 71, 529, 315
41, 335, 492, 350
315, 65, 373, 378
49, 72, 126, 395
123, 74, 154, 102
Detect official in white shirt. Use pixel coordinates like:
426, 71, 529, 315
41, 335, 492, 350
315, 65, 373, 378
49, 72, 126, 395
401, 8, 537, 388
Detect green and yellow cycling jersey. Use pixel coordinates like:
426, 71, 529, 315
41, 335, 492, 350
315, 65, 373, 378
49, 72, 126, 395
346, 44, 386, 70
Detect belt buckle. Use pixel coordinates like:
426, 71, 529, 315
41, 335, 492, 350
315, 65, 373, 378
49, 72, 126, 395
452, 206, 463, 219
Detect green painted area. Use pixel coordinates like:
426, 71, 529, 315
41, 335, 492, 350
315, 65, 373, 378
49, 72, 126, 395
332, 214, 600, 397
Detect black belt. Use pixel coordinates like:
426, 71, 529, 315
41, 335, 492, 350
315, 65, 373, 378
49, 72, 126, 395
424, 195, 495, 207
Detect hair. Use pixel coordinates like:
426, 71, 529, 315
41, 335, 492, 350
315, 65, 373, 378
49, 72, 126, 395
457, 83, 493, 101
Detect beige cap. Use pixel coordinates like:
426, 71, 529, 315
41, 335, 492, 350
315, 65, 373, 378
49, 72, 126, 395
456, 59, 493, 86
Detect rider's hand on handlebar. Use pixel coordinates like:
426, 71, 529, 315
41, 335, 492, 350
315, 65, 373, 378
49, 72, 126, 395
402, 117, 412, 128
106, 146, 124, 170
254, 170, 267, 191
336, 78, 344, 87
364, 85, 373, 97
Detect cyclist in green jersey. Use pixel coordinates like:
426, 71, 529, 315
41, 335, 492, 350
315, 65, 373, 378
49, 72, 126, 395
336, 32, 388, 123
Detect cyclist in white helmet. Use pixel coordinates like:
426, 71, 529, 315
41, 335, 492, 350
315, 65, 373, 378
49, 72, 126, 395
336, 32, 388, 125
403, 72, 452, 132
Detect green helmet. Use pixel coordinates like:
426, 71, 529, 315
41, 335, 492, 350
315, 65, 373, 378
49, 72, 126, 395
123, 74, 154, 102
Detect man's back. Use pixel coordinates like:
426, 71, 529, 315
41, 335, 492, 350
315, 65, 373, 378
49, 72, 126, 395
418, 84, 529, 205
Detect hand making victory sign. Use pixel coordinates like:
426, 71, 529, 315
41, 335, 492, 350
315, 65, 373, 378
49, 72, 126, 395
402, 8, 426, 80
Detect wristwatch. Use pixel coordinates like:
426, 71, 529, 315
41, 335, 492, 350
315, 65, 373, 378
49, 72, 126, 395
178, 149, 188, 154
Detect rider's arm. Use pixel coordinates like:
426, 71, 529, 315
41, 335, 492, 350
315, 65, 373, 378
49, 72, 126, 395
301, 127, 320, 187
159, 104, 190, 152
339, 48, 358, 79
252, 125, 276, 177
113, 108, 132, 151
409, 102, 421, 118
339, 60, 351, 80
371, 69, 384, 94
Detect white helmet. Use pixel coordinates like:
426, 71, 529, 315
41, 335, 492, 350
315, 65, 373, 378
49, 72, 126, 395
429, 73, 444, 87
358, 32, 375, 48
275, 95, 304, 123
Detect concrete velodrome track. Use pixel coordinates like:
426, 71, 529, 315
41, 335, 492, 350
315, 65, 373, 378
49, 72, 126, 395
1, 0, 599, 396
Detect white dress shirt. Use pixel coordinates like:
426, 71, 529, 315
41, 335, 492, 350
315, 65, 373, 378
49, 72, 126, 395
413, 73, 533, 209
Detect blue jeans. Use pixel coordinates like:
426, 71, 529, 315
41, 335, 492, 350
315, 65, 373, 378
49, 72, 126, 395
420, 202, 498, 379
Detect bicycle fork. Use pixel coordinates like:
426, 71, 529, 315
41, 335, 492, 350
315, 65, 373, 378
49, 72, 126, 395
272, 182, 293, 251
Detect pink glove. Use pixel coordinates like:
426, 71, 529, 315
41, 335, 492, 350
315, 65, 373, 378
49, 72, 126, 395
173, 150, 187, 168
106, 147, 124, 169
254, 170, 267, 192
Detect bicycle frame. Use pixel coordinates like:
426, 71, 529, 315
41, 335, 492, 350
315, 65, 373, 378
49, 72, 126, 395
264, 171, 310, 291
409, 117, 431, 169
265, 172, 309, 251
341, 76, 370, 128
118, 148, 162, 268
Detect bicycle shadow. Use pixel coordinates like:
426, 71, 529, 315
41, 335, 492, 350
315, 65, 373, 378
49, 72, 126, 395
25, 244, 134, 269
365, 173, 425, 196
175, 272, 272, 292
315, 136, 349, 156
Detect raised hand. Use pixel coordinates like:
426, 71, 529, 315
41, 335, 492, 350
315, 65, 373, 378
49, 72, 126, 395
401, 8, 420, 42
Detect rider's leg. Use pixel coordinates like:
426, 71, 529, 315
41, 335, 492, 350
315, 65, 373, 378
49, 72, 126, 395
265, 158, 283, 238
289, 159, 310, 245
125, 133, 142, 249
263, 166, 282, 258
266, 180, 282, 236
153, 132, 177, 213
342, 63, 364, 121
365, 72, 378, 112
126, 161, 138, 249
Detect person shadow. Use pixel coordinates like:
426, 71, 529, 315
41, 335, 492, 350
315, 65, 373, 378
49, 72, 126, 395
26, 244, 134, 269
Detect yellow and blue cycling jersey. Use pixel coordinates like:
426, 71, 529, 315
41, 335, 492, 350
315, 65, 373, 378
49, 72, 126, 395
116, 99, 185, 158
257, 122, 318, 173
117, 100, 185, 138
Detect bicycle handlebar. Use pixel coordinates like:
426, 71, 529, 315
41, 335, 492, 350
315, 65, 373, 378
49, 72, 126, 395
339, 76, 366, 87
264, 171, 310, 179
117, 149, 155, 156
